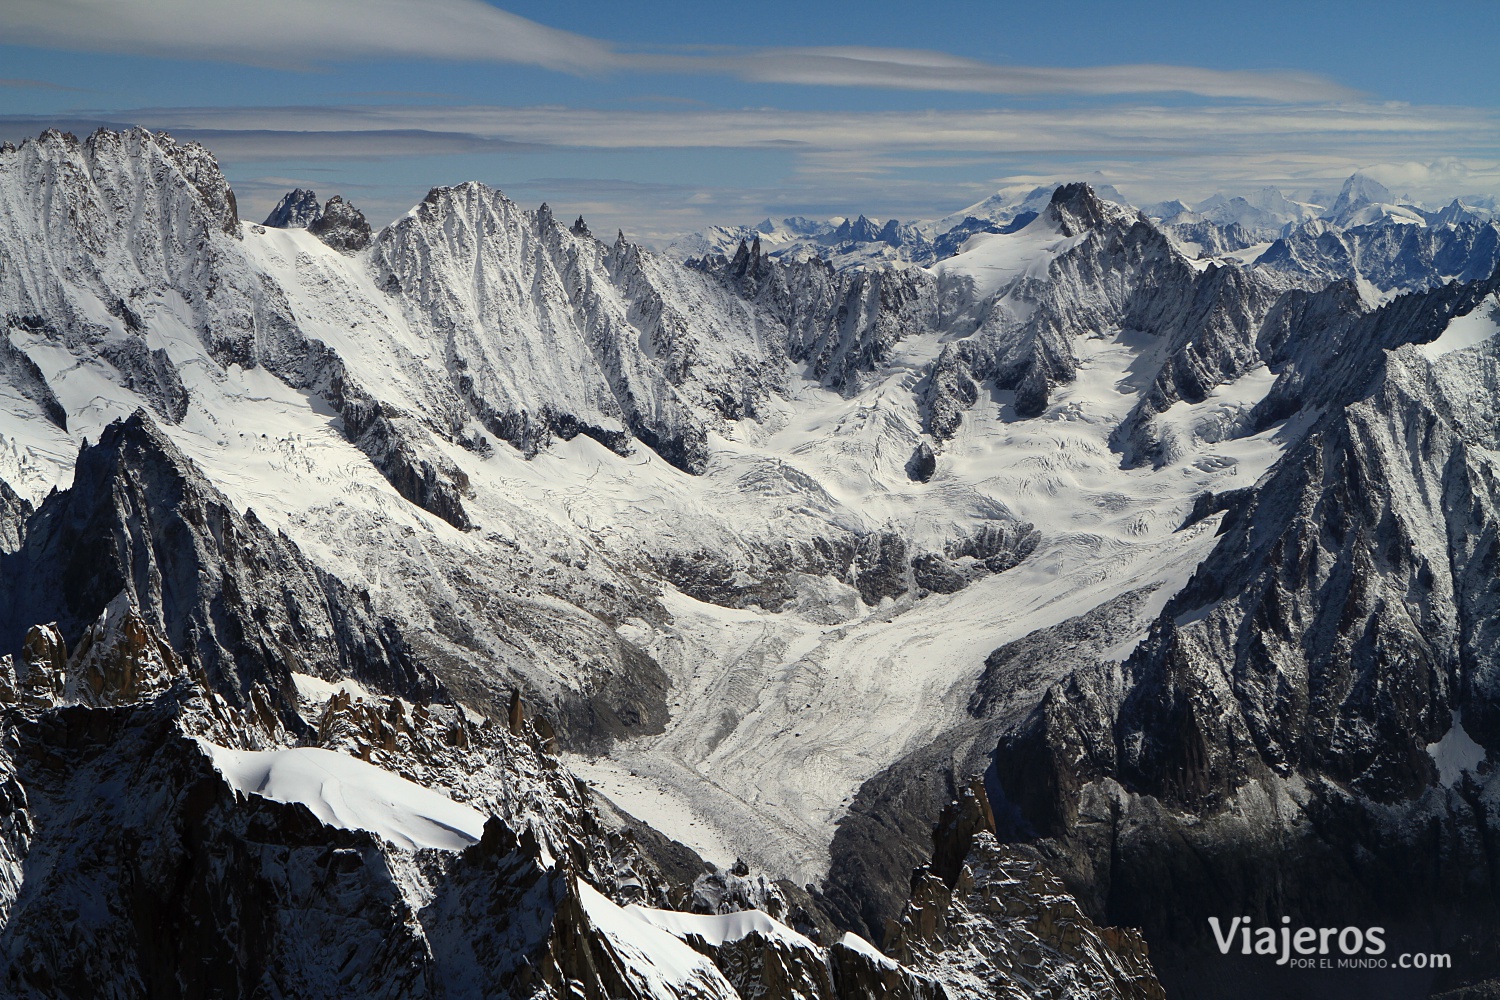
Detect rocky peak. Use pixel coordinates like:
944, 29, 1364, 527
262, 188, 322, 228
0, 479, 29, 556
831, 215, 885, 244
2, 409, 433, 720
889, 780, 1164, 999
687, 862, 790, 920
1046, 182, 1113, 237
16, 622, 66, 711
1327, 171, 1394, 222
928, 778, 997, 887
62, 594, 194, 708
307, 194, 372, 252
892, 829, 1165, 1000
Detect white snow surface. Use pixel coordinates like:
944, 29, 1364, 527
931, 214, 1081, 298
1420, 305, 1500, 360
567, 331, 1289, 882
631, 904, 818, 951
198, 739, 488, 851
6, 213, 1291, 881
577, 883, 740, 1000
838, 931, 899, 968
0, 138, 1302, 886
1427, 712, 1487, 786
291, 672, 376, 706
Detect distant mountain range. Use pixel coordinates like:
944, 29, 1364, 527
665, 172, 1497, 279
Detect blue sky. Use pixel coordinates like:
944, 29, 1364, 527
2, 0, 1498, 241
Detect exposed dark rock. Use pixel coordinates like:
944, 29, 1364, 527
289, 340, 474, 530
96, 337, 190, 423
308, 195, 372, 252
885, 782, 1163, 1000
823, 587, 1160, 948
853, 531, 910, 605
925, 344, 978, 440
984, 268, 1500, 998
1048, 182, 1114, 237
263, 188, 322, 228
1259, 217, 1500, 292
912, 552, 966, 595
147, 130, 240, 238
931, 216, 1005, 261
0, 479, 31, 556
550, 637, 671, 754
0, 327, 66, 430
1177, 485, 1255, 531
0, 410, 434, 721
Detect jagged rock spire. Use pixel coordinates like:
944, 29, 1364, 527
308, 195, 371, 252
263, 189, 321, 229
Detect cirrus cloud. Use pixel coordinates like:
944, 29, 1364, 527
0, 0, 1356, 101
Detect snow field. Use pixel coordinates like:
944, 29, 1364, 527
198, 739, 487, 851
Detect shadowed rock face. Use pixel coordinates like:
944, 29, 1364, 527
886, 781, 1164, 1000
0, 410, 433, 721
0, 703, 438, 998
0, 332, 66, 431
0, 693, 708, 999
982, 269, 1500, 998
308, 194, 372, 252
0, 601, 1004, 1000
0, 481, 29, 556
263, 188, 322, 229
0, 602, 719, 999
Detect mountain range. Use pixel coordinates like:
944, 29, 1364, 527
2, 125, 1500, 998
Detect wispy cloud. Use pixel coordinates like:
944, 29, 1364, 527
0, 77, 86, 92
0, 0, 607, 73
638, 48, 1360, 101
96, 101, 1498, 161
0, 0, 1355, 101
6, 98, 1495, 237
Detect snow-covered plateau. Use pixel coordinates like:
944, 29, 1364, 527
1, 126, 1499, 999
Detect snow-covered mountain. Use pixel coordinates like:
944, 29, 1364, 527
666, 214, 935, 272
669, 171, 1493, 295
1140, 174, 1500, 288
664, 181, 1133, 272
4, 126, 1500, 998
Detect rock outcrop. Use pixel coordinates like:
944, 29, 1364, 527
0, 410, 434, 722
308, 194, 372, 252
263, 187, 323, 228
